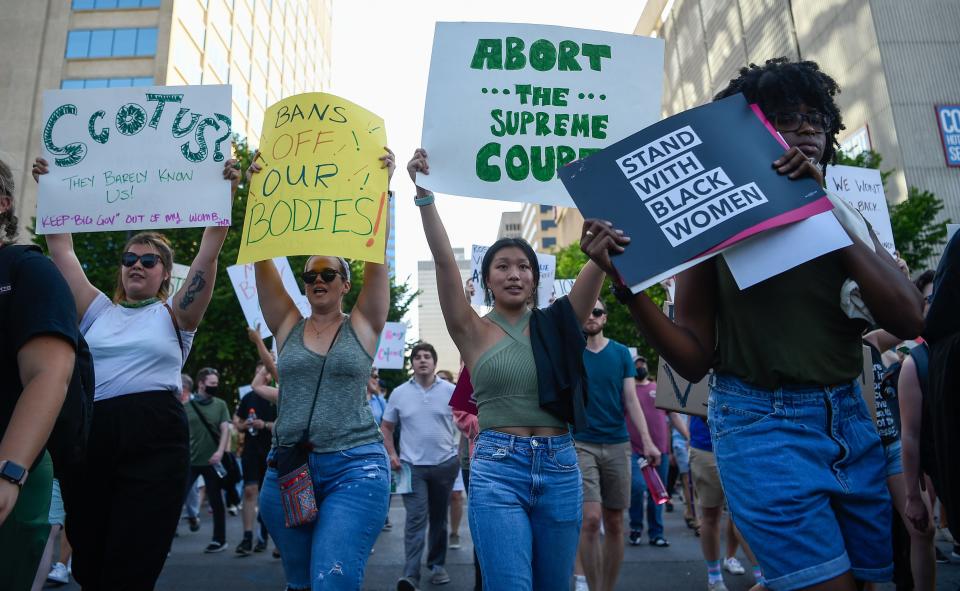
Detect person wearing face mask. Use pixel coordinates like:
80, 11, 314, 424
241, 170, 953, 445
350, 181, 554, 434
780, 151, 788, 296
184, 367, 232, 552
33, 156, 238, 589
408, 148, 623, 591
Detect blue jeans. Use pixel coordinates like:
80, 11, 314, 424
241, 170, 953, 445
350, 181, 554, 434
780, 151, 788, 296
468, 430, 582, 591
260, 443, 390, 590
709, 374, 893, 591
629, 450, 669, 539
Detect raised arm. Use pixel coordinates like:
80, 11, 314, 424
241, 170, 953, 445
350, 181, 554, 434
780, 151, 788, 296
350, 148, 395, 355
580, 220, 717, 382
567, 260, 606, 324
33, 157, 100, 319
171, 159, 238, 331
408, 149, 483, 354
251, 365, 279, 403
247, 325, 279, 382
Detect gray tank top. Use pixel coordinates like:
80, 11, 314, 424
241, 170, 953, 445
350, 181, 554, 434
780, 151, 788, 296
273, 316, 382, 453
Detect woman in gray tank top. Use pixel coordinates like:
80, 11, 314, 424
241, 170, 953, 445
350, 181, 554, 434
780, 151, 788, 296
248, 148, 395, 591
407, 149, 615, 591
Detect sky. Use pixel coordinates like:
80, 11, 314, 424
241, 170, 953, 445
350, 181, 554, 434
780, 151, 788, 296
329, 1, 648, 331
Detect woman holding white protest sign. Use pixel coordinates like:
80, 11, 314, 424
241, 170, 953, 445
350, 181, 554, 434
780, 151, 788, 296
581, 58, 924, 591
32, 155, 239, 590
408, 147, 620, 591
248, 147, 394, 591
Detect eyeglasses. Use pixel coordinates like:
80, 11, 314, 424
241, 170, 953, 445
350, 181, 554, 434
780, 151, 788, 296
766, 111, 832, 133
121, 252, 163, 268
591, 308, 606, 318
301, 268, 343, 285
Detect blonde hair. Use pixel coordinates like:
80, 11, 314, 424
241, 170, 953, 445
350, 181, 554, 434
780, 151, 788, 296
113, 231, 175, 303
0, 159, 19, 246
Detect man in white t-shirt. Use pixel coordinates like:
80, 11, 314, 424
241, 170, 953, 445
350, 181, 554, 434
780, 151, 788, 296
382, 343, 458, 591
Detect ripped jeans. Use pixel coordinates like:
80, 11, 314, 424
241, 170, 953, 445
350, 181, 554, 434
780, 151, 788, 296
260, 443, 391, 590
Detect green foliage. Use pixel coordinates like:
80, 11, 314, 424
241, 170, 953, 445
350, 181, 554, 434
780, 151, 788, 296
554, 242, 667, 377
833, 149, 950, 269
33, 137, 418, 408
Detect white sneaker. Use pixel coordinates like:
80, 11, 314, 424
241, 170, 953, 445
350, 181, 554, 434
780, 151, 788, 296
574, 575, 589, 591
723, 557, 746, 575
47, 561, 70, 585
707, 580, 729, 591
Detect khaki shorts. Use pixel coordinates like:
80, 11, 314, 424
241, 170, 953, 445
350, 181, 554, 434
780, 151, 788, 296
575, 440, 632, 510
689, 447, 725, 509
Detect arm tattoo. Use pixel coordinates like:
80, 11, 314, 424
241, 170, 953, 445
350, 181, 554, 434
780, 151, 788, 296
179, 270, 206, 310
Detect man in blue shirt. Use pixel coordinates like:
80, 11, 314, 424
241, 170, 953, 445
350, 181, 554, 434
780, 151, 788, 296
574, 300, 660, 591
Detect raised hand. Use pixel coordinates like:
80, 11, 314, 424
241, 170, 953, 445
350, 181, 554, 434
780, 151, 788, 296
773, 146, 824, 186
223, 158, 241, 196
407, 148, 430, 193
380, 147, 396, 183
31, 157, 49, 183
579, 219, 630, 277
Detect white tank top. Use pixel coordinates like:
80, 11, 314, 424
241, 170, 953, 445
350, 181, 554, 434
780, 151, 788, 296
81, 293, 195, 402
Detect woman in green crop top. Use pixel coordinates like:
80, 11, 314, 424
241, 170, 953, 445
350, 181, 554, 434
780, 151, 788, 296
407, 149, 618, 591
583, 59, 924, 591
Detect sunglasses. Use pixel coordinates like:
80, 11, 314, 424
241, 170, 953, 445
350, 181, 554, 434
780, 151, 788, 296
121, 252, 163, 268
591, 308, 606, 318
301, 268, 343, 285
766, 111, 832, 133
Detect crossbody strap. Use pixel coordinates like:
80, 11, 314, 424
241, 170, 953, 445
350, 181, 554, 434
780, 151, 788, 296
190, 400, 222, 446
163, 302, 186, 366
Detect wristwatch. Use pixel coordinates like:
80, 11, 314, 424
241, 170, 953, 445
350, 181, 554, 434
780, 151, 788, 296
0, 460, 27, 487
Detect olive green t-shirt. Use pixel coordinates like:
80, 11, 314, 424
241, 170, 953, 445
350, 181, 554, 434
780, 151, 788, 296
186, 397, 231, 467
713, 251, 867, 390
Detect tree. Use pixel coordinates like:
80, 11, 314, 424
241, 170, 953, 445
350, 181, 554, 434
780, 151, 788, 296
554, 242, 668, 377
33, 137, 418, 408
834, 149, 950, 269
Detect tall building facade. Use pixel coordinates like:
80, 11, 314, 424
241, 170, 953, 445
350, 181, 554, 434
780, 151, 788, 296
635, 0, 960, 222
0, 0, 333, 230
417, 247, 471, 376
520, 203, 560, 251
496, 210, 522, 240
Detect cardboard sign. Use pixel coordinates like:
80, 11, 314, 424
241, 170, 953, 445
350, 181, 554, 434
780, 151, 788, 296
374, 322, 407, 370
237, 93, 389, 264
36, 85, 233, 234
653, 303, 709, 417
826, 165, 895, 253
551, 278, 575, 304
469, 244, 556, 308
226, 257, 310, 338
559, 94, 831, 292
419, 22, 664, 206
169, 262, 191, 296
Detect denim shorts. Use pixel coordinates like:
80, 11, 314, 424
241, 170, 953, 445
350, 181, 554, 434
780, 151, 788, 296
883, 439, 903, 478
708, 374, 892, 591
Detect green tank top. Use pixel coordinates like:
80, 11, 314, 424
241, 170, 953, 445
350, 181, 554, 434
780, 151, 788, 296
714, 252, 866, 390
471, 310, 566, 432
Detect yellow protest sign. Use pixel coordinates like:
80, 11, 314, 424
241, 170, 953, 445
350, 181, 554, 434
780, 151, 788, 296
237, 93, 389, 264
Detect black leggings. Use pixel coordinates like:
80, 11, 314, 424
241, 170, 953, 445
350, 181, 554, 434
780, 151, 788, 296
65, 391, 189, 591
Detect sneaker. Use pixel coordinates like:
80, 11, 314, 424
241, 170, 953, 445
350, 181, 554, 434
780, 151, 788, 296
204, 541, 228, 553
629, 530, 643, 546
574, 575, 589, 591
707, 581, 729, 591
449, 533, 461, 549
396, 577, 419, 591
227, 504, 239, 516
383, 518, 393, 531
236, 538, 253, 556
188, 517, 200, 532
723, 557, 746, 575
937, 526, 955, 544
650, 536, 670, 547
253, 539, 267, 553
272, 548, 281, 559
47, 561, 70, 585
935, 547, 949, 564
430, 565, 451, 585
665, 501, 675, 513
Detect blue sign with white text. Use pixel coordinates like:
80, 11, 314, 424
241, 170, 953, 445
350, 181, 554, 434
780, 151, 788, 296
936, 105, 960, 167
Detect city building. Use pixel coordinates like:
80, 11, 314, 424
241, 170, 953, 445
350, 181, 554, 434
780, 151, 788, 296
1, 0, 333, 230
519, 202, 560, 251
496, 210, 523, 240
634, 0, 960, 222
417, 247, 471, 376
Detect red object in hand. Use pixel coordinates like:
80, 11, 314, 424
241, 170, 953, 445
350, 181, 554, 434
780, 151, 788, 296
638, 457, 670, 505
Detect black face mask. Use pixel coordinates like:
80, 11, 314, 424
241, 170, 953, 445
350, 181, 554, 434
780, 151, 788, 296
635, 368, 648, 381
204, 385, 219, 396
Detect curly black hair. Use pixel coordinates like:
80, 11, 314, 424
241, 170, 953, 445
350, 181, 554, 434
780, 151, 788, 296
714, 57, 845, 165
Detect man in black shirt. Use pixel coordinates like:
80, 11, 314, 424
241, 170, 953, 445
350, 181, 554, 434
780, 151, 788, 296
233, 364, 277, 555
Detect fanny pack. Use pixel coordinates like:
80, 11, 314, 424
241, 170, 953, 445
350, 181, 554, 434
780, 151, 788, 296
275, 319, 343, 528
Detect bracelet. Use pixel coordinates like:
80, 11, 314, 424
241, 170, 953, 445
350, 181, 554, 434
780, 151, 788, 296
414, 192, 435, 207
610, 281, 634, 304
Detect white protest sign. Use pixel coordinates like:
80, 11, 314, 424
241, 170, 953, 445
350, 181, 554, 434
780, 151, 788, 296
169, 262, 191, 296
374, 322, 407, 369
227, 257, 310, 338
469, 244, 556, 308
552, 278, 575, 303
826, 165, 895, 254
419, 22, 664, 206
36, 85, 233, 234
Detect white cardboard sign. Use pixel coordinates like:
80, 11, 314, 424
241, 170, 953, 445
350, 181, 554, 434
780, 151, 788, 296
469, 244, 556, 308
419, 22, 664, 206
227, 257, 310, 338
374, 322, 407, 370
826, 165, 895, 254
36, 85, 233, 234
169, 262, 191, 296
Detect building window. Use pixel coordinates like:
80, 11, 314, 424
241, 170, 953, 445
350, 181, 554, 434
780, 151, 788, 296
539, 205, 554, 213
541, 219, 556, 230
542, 237, 557, 248
65, 28, 158, 58
72, 0, 161, 9
61, 77, 154, 89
